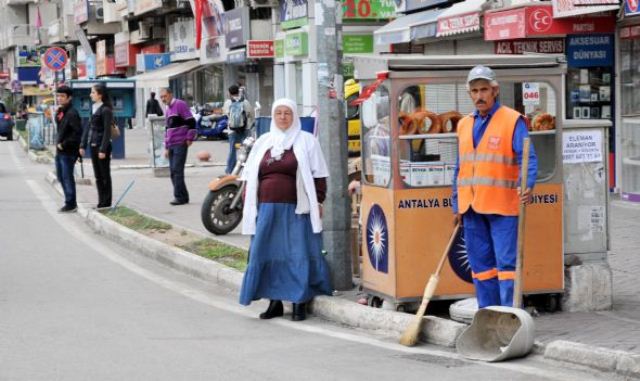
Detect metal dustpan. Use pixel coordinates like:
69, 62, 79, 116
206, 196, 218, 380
456, 306, 534, 362
455, 138, 535, 362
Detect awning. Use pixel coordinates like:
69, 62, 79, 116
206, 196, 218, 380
130, 60, 201, 88
374, 8, 443, 45
436, 0, 487, 37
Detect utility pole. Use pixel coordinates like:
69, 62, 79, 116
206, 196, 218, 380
313, 0, 352, 290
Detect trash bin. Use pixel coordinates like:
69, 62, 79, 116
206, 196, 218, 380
15, 119, 26, 132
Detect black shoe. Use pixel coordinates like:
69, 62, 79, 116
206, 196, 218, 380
292, 303, 306, 321
170, 199, 188, 206
259, 300, 283, 319
58, 205, 77, 213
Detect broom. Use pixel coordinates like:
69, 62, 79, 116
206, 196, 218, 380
399, 222, 461, 346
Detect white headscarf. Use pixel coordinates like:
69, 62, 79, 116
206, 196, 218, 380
241, 98, 329, 235
268, 98, 301, 159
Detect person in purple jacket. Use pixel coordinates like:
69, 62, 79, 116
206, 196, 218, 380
159, 88, 197, 205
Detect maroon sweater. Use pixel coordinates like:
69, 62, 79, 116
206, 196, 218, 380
258, 149, 327, 204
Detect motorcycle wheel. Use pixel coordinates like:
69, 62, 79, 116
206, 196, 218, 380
201, 185, 243, 235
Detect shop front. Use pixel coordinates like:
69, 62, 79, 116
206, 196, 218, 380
618, 1, 640, 201
484, 4, 616, 186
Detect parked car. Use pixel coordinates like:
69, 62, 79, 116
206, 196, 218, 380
0, 102, 14, 141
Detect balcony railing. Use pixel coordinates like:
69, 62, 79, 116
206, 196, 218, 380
0, 24, 46, 50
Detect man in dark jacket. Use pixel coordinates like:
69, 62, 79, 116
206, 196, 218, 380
145, 92, 163, 117
55, 86, 83, 213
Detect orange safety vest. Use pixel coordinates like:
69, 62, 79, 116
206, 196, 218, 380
457, 106, 521, 216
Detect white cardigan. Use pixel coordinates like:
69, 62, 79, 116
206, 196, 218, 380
241, 130, 329, 235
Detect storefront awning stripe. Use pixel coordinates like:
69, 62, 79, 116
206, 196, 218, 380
374, 8, 444, 45
436, 0, 487, 37
130, 60, 201, 89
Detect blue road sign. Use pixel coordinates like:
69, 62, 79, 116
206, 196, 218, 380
43, 47, 68, 72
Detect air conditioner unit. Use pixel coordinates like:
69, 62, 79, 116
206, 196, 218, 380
138, 22, 151, 40
250, 0, 278, 8
95, 6, 104, 20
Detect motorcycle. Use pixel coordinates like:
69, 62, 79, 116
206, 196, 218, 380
194, 102, 228, 140
200, 134, 255, 235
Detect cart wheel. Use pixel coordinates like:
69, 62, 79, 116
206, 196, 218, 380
544, 294, 560, 312
369, 296, 383, 308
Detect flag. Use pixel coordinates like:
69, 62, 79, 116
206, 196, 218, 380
35, 6, 42, 28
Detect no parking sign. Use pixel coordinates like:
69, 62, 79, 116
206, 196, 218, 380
43, 47, 68, 72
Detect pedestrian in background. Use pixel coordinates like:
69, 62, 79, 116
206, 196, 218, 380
239, 98, 332, 322
452, 65, 538, 308
80, 84, 114, 209
159, 87, 196, 206
145, 91, 163, 117
54, 85, 82, 213
223, 85, 253, 174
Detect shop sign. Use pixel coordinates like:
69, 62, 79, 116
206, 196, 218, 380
343, 34, 374, 54
342, 0, 397, 20
204, 36, 224, 61
169, 19, 198, 61
141, 44, 165, 54
247, 40, 275, 58
552, 0, 619, 18
437, 11, 480, 36
275, 39, 284, 58
227, 49, 246, 64
17, 47, 41, 67
96, 40, 107, 76
136, 53, 171, 72
566, 34, 613, 67
225, 7, 250, 49
494, 39, 565, 54
484, 5, 616, 41
624, 0, 640, 15
134, 0, 163, 16
17, 67, 40, 84
280, 0, 308, 29
620, 24, 640, 39
522, 82, 540, 106
284, 32, 308, 56
74, 0, 89, 25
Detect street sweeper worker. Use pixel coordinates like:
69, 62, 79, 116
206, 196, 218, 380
451, 65, 538, 308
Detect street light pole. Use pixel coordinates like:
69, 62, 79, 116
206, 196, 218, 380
313, 0, 352, 290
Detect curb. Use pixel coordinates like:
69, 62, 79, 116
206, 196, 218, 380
44, 171, 465, 347
18, 134, 53, 164
42, 172, 640, 377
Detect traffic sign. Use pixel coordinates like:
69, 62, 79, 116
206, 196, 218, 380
43, 47, 68, 72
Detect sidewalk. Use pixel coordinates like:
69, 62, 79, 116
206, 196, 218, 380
40, 129, 640, 377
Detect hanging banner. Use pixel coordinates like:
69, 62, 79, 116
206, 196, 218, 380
342, 0, 397, 20
625, 0, 640, 15
169, 19, 198, 61
280, 0, 308, 29
225, 7, 250, 49
551, 0, 619, 18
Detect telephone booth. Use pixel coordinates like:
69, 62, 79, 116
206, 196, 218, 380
353, 55, 566, 309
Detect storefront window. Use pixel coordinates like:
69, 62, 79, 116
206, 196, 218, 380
566, 67, 613, 120
621, 38, 640, 116
361, 84, 391, 187
398, 81, 558, 188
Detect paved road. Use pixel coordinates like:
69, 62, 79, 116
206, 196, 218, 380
0, 142, 613, 380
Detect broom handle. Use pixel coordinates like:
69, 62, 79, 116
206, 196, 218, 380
415, 223, 460, 315
513, 138, 530, 308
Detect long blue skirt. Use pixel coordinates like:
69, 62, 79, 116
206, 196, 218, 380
239, 203, 333, 305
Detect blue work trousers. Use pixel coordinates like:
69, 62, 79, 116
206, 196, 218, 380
55, 153, 77, 208
463, 208, 518, 308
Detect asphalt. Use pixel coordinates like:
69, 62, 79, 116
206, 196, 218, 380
21, 127, 640, 378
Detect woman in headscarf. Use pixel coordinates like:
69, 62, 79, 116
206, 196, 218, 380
239, 98, 332, 321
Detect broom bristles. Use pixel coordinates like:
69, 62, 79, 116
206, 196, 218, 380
399, 317, 422, 346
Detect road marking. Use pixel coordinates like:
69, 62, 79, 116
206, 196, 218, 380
8, 142, 24, 170
24, 179, 603, 381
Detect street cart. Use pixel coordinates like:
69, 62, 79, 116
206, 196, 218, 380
353, 54, 565, 310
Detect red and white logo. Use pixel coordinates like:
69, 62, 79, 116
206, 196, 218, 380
488, 136, 501, 150
529, 8, 553, 33
628, 0, 639, 13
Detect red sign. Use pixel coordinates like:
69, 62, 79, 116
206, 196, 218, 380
247, 40, 275, 58
141, 44, 165, 54
621, 24, 640, 39
115, 43, 140, 67
485, 5, 616, 41
495, 39, 565, 54
43, 47, 68, 72
437, 11, 480, 36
